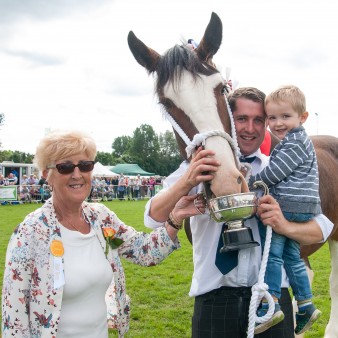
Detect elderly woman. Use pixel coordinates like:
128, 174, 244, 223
2, 130, 204, 338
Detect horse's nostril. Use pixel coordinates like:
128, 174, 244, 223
237, 176, 242, 185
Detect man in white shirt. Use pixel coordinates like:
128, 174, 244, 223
144, 87, 333, 337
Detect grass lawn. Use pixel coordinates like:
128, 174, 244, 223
0, 200, 332, 337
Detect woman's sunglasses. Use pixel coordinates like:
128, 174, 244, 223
47, 161, 95, 175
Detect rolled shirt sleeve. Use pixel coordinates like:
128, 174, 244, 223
314, 213, 334, 242
144, 198, 165, 229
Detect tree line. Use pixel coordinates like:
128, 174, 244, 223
0, 124, 183, 176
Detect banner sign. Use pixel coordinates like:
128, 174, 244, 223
0, 186, 18, 201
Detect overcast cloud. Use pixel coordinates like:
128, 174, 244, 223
0, 0, 337, 153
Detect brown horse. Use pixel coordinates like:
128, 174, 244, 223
128, 12, 338, 337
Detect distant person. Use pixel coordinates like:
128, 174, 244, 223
248, 85, 322, 334
125, 176, 131, 200
19, 183, 31, 203
111, 175, 119, 199
11, 169, 19, 179
7, 173, 17, 185
2, 130, 203, 337
148, 176, 156, 197
38, 175, 47, 202
21, 175, 29, 185
118, 174, 126, 200
141, 176, 148, 199
128, 176, 135, 200
133, 174, 142, 200
27, 174, 36, 185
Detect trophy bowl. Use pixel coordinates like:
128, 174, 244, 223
207, 192, 257, 223
207, 192, 259, 252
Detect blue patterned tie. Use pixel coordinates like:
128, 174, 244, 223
215, 223, 238, 274
240, 156, 256, 163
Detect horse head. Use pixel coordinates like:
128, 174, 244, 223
128, 12, 248, 198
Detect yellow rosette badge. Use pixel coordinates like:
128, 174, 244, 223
50, 240, 64, 257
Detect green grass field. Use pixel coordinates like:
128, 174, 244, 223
0, 200, 331, 337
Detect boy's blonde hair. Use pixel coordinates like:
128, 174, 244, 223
265, 85, 306, 115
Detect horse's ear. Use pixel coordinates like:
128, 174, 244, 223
196, 12, 222, 63
127, 31, 161, 74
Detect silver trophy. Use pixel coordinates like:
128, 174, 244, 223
207, 181, 268, 252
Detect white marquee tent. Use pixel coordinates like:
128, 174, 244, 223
92, 162, 118, 178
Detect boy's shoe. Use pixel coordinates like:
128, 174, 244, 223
295, 304, 321, 335
254, 303, 285, 334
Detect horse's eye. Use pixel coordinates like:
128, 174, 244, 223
160, 98, 174, 110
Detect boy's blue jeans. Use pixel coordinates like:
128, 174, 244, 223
259, 212, 314, 301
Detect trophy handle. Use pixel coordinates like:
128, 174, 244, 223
252, 180, 269, 196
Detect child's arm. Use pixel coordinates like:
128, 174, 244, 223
249, 139, 308, 188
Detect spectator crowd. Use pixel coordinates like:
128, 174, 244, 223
88, 174, 165, 201
1, 170, 165, 204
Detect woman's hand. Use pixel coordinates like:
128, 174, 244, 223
172, 194, 207, 223
180, 147, 221, 191
165, 194, 207, 240
149, 147, 219, 225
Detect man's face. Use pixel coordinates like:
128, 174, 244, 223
233, 98, 266, 156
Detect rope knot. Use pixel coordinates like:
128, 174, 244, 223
185, 134, 206, 158
251, 282, 268, 294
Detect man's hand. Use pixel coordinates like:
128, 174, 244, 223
181, 147, 220, 191
257, 195, 323, 244
257, 194, 288, 235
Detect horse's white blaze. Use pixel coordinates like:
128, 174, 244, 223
325, 239, 338, 338
165, 72, 246, 196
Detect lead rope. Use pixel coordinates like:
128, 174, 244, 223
247, 225, 274, 337
247, 181, 274, 338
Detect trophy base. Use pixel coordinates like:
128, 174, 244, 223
220, 227, 260, 252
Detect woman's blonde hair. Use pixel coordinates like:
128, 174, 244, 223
34, 130, 97, 171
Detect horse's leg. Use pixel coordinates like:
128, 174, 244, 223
325, 239, 338, 338
292, 257, 314, 338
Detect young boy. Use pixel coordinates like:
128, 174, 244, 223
248, 85, 322, 334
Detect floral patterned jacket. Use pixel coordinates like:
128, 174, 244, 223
2, 198, 179, 337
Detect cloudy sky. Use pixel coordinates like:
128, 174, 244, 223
0, 0, 337, 154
